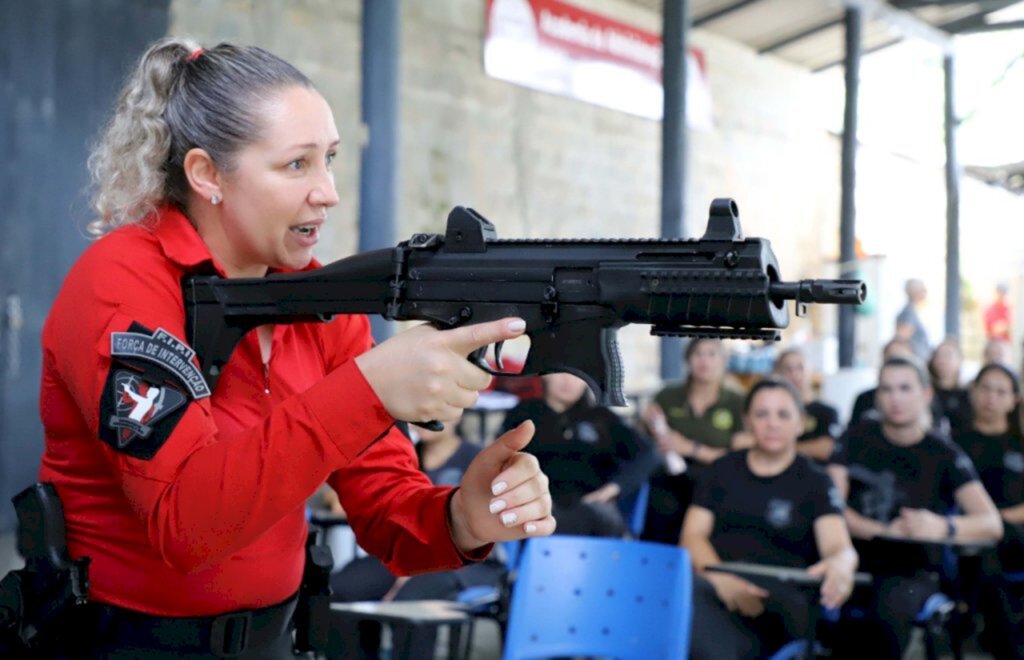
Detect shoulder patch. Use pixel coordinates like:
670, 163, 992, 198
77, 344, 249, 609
99, 369, 189, 459
711, 408, 734, 431
110, 325, 210, 399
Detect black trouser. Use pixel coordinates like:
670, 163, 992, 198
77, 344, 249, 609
977, 524, 1024, 658
640, 469, 694, 545
689, 574, 814, 660
831, 572, 940, 659
44, 596, 299, 659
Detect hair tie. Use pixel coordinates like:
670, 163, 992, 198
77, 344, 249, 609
187, 48, 204, 62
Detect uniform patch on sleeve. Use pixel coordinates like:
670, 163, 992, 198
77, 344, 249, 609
99, 369, 190, 459
110, 325, 211, 399
100, 323, 205, 459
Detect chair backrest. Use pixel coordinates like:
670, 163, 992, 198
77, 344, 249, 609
616, 482, 652, 538
503, 535, 692, 660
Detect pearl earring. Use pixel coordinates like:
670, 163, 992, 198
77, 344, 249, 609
211, 194, 221, 205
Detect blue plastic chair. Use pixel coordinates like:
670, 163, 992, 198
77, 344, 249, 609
616, 481, 652, 538
452, 540, 527, 659
769, 639, 809, 660
503, 535, 693, 660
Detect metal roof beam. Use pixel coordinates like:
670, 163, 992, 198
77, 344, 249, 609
891, 0, 984, 7
836, 0, 954, 52
954, 18, 1024, 32
693, 0, 763, 27
891, 0, 1008, 8
938, 0, 1024, 32
759, 17, 844, 53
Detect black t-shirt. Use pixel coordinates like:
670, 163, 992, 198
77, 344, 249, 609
934, 387, 971, 435
801, 400, 841, 443
500, 397, 655, 504
692, 450, 843, 568
834, 422, 977, 522
955, 429, 1024, 509
833, 422, 979, 573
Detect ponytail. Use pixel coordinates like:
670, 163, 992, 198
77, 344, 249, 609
87, 37, 313, 234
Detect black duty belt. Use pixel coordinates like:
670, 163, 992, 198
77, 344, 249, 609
87, 593, 298, 658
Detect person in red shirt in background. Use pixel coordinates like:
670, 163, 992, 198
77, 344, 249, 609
984, 283, 1012, 342
36, 37, 553, 658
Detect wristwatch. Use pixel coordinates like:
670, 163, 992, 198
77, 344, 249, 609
945, 515, 957, 539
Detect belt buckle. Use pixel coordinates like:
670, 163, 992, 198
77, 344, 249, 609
210, 610, 252, 657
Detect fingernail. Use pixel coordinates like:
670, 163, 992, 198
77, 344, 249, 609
491, 481, 508, 496
525, 523, 538, 534
507, 319, 526, 332
501, 512, 518, 526
489, 499, 507, 514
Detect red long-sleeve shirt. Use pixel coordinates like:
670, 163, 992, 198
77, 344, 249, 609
39, 206, 478, 616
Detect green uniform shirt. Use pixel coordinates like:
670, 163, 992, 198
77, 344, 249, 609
654, 382, 745, 450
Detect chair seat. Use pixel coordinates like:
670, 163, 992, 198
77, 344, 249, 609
456, 585, 501, 614
769, 639, 809, 660
329, 600, 472, 627
914, 593, 955, 624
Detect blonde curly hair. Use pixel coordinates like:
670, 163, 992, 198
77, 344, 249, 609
87, 37, 313, 235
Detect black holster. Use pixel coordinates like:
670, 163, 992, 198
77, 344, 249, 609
293, 526, 334, 654
0, 482, 90, 657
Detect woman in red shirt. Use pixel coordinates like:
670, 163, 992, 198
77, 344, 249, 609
38, 37, 553, 658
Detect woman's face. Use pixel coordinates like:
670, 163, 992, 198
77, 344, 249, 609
930, 343, 961, 383
688, 341, 725, 385
215, 85, 340, 276
776, 352, 806, 391
970, 370, 1018, 425
745, 387, 802, 455
543, 372, 588, 408
877, 365, 929, 428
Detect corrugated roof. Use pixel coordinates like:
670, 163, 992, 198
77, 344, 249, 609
631, 0, 1024, 71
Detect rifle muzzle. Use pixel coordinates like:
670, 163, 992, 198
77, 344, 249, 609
770, 280, 867, 305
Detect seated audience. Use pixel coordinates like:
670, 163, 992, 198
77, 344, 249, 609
773, 347, 841, 463
329, 417, 506, 659
849, 337, 947, 433
928, 338, 971, 435
828, 357, 1003, 659
641, 338, 747, 545
683, 378, 857, 660
499, 372, 658, 537
955, 364, 1024, 657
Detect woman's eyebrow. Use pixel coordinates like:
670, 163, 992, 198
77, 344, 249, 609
284, 139, 341, 150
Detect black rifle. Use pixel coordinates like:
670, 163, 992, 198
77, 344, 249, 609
184, 198, 864, 407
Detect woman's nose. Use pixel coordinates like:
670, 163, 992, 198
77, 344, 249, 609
309, 168, 340, 208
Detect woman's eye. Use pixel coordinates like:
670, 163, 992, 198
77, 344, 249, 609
288, 159, 306, 171
326, 151, 337, 168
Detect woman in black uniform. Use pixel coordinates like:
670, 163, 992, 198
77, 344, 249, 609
682, 378, 857, 659
955, 363, 1024, 657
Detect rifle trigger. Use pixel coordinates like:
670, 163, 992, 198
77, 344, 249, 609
493, 341, 505, 371
469, 346, 498, 375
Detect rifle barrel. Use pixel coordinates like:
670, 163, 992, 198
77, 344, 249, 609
770, 280, 866, 305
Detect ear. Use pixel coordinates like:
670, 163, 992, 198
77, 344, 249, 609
183, 148, 222, 203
